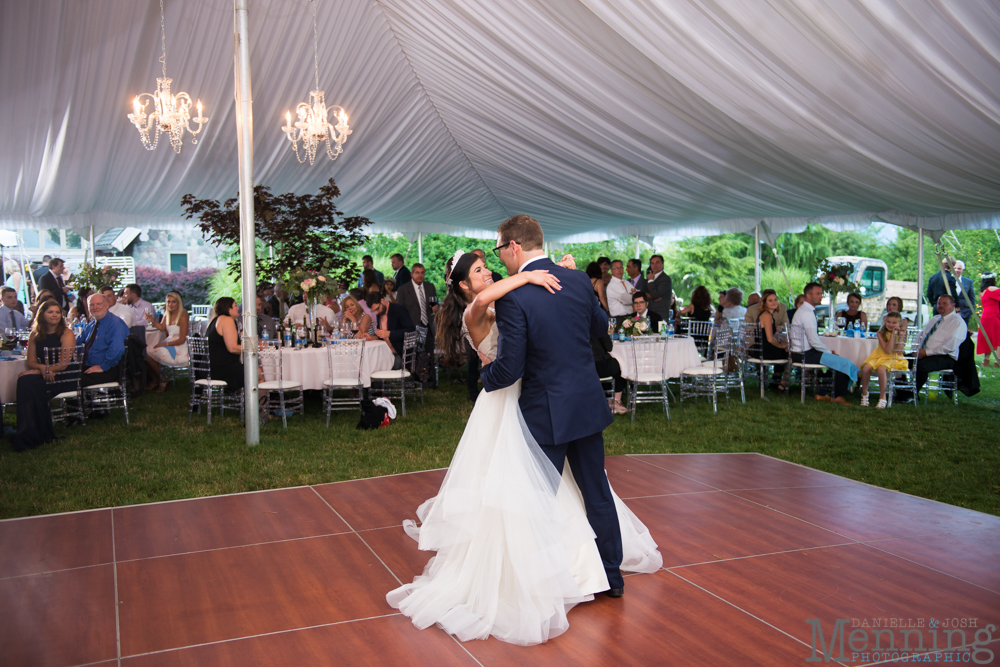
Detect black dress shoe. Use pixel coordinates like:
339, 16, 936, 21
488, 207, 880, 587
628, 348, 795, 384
605, 587, 625, 598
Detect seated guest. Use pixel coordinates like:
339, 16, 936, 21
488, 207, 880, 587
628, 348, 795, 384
755, 289, 789, 391
586, 262, 610, 314
144, 290, 189, 392
100, 286, 135, 327
915, 294, 968, 395
721, 288, 746, 320
76, 294, 130, 388
286, 292, 337, 331
606, 260, 636, 326
255, 296, 277, 339
836, 292, 868, 330
676, 285, 714, 327
68, 287, 93, 322
382, 278, 397, 304
11, 300, 78, 450
786, 293, 806, 325
349, 287, 375, 321
745, 289, 788, 327
877, 296, 909, 329
27, 290, 55, 324
630, 293, 662, 332
592, 332, 627, 414
859, 311, 908, 409
1, 286, 29, 330
746, 292, 761, 309
341, 294, 375, 339
207, 297, 246, 390
124, 283, 156, 323
390, 253, 411, 289
365, 291, 415, 369
789, 282, 850, 404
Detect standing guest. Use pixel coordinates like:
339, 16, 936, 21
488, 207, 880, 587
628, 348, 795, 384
789, 282, 851, 405
586, 262, 610, 314
144, 290, 189, 391
915, 294, 968, 395
721, 288, 746, 320
755, 289, 789, 392
396, 263, 438, 330
362, 269, 382, 296
382, 279, 397, 304
630, 293, 662, 332
859, 311, 908, 409
471, 249, 504, 283
952, 260, 977, 323
255, 296, 277, 340
390, 254, 411, 289
340, 294, 375, 339
76, 294, 130, 389
606, 260, 636, 325
786, 293, 806, 325
124, 284, 156, 322
357, 255, 384, 288
645, 254, 672, 323
257, 283, 275, 316
677, 285, 714, 324
592, 332, 627, 414
976, 274, 999, 369
32, 256, 52, 283
3, 260, 29, 309
0, 287, 29, 330
267, 286, 287, 320
100, 286, 134, 328
626, 259, 647, 294
37, 258, 69, 311
11, 300, 77, 450
927, 259, 958, 317
206, 297, 246, 390
597, 256, 612, 287
836, 292, 868, 330
68, 288, 93, 322
365, 292, 415, 369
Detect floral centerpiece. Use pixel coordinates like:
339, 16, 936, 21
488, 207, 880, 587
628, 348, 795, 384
73, 263, 123, 292
281, 267, 336, 325
815, 259, 861, 327
619, 316, 650, 337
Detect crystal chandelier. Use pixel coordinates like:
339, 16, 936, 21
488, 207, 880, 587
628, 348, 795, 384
127, 0, 208, 153
282, 0, 351, 164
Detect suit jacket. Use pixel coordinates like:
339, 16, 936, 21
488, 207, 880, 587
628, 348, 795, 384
37, 271, 65, 310
32, 265, 49, 283
392, 265, 412, 289
358, 269, 385, 288
646, 272, 672, 320
628, 275, 647, 295
956, 276, 976, 321
480, 258, 613, 446
927, 271, 958, 316
377, 302, 416, 354
396, 279, 437, 328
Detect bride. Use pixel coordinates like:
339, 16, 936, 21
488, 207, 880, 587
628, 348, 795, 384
386, 251, 661, 646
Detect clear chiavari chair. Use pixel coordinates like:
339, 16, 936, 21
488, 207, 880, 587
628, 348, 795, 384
323, 339, 365, 426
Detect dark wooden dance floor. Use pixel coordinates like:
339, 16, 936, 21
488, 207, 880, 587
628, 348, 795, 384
3, 453, 999, 667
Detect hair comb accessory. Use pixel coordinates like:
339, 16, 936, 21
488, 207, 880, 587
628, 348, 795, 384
446, 249, 465, 285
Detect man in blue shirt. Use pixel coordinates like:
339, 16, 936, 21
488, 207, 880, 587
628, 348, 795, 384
77, 294, 130, 388
0, 287, 29, 330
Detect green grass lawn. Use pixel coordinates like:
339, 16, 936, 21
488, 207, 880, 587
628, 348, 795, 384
2, 369, 998, 520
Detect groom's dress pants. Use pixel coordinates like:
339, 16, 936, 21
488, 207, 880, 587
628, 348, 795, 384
542, 431, 624, 590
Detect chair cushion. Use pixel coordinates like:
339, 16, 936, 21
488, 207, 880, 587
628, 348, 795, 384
792, 363, 826, 369
635, 373, 663, 383
52, 391, 80, 400
746, 357, 788, 365
194, 379, 229, 386
259, 380, 302, 390
682, 366, 724, 376
370, 370, 411, 380
324, 378, 361, 387
84, 382, 119, 390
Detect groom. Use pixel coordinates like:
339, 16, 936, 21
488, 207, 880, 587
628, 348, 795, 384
480, 215, 625, 597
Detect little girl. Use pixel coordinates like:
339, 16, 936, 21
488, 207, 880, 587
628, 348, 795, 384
859, 311, 908, 409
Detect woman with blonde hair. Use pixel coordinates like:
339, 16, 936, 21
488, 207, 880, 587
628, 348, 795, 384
144, 290, 189, 391
3, 259, 28, 311
340, 294, 375, 340
859, 311, 908, 409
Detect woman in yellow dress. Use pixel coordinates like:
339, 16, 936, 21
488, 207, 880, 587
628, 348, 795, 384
859, 311, 908, 409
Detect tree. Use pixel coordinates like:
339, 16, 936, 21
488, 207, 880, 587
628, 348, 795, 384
181, 179, 371, 288
661, 234, 755, 300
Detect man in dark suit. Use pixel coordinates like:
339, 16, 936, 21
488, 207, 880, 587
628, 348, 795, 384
927, 259, 959, 317
630, 293, 662, 333
357, 255, 384, 288
396, 262, 437, 386
626, 259, 647, 295
365, 291, 415, 369
953, 260, 977, 323
481, 214, 623, 598
32, 255, 52, 284
390, 254, 411, 289
37, 257, 68, 311
645, 254, 672, 322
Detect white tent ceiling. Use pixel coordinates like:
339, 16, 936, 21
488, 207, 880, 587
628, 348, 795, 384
1, 0, 999, 241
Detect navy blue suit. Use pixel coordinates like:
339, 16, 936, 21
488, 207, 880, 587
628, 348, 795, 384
480, 258, 622, 589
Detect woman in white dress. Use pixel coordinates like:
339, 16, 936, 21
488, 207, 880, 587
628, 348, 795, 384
386, 251, 661, 646
144, 290, 189, 391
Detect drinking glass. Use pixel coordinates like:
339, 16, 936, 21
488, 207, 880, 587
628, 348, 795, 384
836, 316, 846, 332
607, 318, 616, 335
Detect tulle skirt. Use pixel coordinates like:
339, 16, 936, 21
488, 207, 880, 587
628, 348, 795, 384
386, 381, 661, 646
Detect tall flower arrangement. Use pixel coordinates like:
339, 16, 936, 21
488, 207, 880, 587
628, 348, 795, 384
815, 259, 861, 312
281, 267, 335, 322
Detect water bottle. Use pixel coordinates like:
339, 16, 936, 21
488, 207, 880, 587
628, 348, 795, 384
283, 324, 293, 348
667, 321, 674, 338
846, 321, 854, 338
261, 328, 269, 347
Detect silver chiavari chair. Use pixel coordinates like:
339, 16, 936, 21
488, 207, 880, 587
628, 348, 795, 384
323, 339, 365, 426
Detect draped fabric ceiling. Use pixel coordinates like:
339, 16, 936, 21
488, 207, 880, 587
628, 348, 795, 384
1, 0, 999, 242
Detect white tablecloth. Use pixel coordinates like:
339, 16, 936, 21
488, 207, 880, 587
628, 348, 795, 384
821, 335, 879, 369
262, 340, 395, 389
610, 337, 702, 380
0, 357, 29, 404
145, 329, 164, 350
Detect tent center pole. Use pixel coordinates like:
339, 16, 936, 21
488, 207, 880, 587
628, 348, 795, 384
754, 224, 761, 294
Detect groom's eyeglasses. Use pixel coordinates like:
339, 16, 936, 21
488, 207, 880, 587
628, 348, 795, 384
492, 242, 511, 258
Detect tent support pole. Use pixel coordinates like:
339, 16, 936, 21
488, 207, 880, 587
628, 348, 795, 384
89, 225, 95, 266
234, 0, 259, 445
916, 229, 924, 329
635, 235, 640, 259
754, 225, 761, 294
418, 232, 423, 264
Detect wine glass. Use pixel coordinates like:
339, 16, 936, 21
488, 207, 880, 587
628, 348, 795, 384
607, 317, 616, 336
835, 316, 846, 332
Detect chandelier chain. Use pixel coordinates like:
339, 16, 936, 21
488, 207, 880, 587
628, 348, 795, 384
159, 0, 167, 79
312, 0, 319, 92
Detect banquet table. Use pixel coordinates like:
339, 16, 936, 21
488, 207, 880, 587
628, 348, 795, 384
0, 356, 29, 404
145, 328, 164, 350
262, 340, 395, 389
610, 336, 702, 380
820, 335, 879, 369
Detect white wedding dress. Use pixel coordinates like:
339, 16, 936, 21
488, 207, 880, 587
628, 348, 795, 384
386, 316, 661, 646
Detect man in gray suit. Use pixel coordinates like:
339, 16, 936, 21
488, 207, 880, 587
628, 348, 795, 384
395, 262, 437, 384
645, 254, 673, 322
626, 259, 647, 294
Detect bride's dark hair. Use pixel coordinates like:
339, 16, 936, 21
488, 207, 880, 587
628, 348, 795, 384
436, 252, 481, 368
